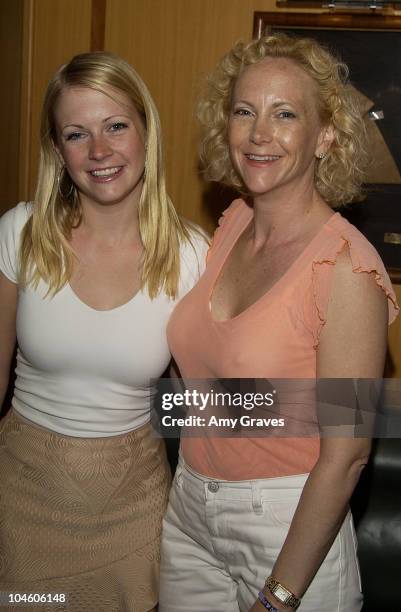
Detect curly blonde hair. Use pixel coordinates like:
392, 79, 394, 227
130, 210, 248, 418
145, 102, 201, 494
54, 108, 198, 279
20, 52, 191, 298
198, 33, 369, 207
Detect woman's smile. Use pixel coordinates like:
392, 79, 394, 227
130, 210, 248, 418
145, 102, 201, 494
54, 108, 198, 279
55, 86, 146, 209
88, 165, 125, 181
228, 57, 329, 201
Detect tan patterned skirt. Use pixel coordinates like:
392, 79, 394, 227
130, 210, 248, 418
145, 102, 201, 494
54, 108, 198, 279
0, 410, 171, 612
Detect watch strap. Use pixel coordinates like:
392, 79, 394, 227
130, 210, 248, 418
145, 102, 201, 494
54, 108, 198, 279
258, 591, 279, 612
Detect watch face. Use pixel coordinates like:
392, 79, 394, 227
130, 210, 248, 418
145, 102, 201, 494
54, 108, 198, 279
274, 585, 290, 602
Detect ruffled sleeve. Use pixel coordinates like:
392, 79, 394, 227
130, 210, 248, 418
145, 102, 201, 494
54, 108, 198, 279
306, 216, 399, 348
206, 199, 248, 264
0, 202, 31, 283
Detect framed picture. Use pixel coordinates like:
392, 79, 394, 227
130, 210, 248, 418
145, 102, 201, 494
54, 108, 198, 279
253, 12, 401, 282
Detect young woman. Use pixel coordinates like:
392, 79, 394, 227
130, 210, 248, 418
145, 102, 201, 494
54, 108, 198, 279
0, 52, 207, 612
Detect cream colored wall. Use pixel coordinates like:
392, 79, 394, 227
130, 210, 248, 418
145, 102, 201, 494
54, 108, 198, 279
105, 0, 280, 232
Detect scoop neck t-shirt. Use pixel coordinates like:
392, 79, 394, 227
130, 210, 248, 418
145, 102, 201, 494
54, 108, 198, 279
167, 198, 399, 479
0, 202, 208, 437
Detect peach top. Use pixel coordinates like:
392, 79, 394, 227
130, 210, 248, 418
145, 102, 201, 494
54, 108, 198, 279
167, 199, 399, 479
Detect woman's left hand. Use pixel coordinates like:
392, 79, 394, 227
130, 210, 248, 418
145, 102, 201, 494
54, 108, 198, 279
248, 590, 290, 612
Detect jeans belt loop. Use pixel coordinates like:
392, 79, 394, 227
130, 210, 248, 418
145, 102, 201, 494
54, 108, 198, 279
251, 481, 263, 515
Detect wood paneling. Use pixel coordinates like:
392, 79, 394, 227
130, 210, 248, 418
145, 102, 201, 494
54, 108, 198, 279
105, 1, 401, 237
91, 0, 106, 51
19, 0, 92, 203
106, 0, 401, 375
105, 0, 279, 232
0, 0, 399, 376
0, 0, 24, 214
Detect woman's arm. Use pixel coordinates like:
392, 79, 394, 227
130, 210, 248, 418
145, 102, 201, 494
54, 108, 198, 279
251, 247, 388, 611
0, 271, 17, 408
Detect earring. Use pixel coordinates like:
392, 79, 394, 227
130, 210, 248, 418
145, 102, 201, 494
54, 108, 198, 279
317, 152, 326, 160
57, 166, 74, 200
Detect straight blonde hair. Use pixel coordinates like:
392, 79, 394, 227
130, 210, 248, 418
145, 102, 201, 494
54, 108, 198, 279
20, 52, 191, 298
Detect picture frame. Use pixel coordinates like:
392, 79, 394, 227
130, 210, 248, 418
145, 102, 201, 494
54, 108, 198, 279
253, 11, 401, 282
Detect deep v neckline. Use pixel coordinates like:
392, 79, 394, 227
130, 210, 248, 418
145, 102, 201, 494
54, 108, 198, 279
208, 208, 339, 324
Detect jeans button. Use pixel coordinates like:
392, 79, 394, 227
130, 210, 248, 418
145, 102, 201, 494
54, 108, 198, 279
208, 481, 219, 493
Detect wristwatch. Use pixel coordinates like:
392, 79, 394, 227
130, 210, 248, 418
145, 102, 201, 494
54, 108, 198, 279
265, 576, 301, 609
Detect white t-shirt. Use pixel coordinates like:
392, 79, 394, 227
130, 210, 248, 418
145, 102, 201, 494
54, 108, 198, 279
0, 202, 208, 437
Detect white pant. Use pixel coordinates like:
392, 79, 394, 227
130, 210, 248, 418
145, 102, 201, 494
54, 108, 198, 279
159, 457, 363, 612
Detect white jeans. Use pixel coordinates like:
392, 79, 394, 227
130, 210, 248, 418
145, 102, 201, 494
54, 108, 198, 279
159, 457, 363, 612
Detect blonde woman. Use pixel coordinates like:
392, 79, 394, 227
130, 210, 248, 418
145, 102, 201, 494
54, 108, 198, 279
0, 52, 207, 611
159, 34, 398, 611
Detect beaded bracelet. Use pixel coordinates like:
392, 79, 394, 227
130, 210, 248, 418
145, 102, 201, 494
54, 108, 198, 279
258, 591, 280, 612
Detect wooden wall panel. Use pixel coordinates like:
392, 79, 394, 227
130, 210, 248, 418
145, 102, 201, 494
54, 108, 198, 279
105, 1, 401, 236
91, 0, 106, 51
0, 0, 24, 214
106, 0, 401, 375
105, 0, 279, 232
19, 0, 92, 203
1, 0, 398, 374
